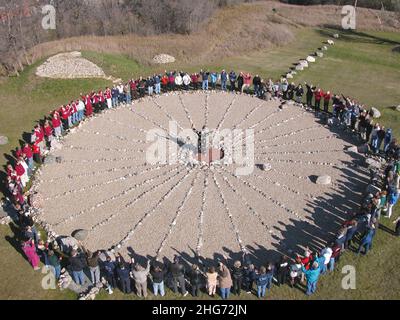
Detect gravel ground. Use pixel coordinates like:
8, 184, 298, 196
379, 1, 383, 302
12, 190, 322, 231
34, 92, 368, 263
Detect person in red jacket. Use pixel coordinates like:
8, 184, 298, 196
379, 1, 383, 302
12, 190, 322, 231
314, 88, 324, 113
323, 91, 331, 113
15, 157, 28, 188
92, 93, 100, 113
22, 143, 34, 175
60, 105, 69, 130
84, 94, 93, 117
43, 120, 53, 148
161, 74, 169, 91
52, 112, 62, 137
32, 141, 42, 164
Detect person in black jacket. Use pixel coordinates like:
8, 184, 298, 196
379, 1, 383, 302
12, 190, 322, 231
151, 261, 167, 297
305, 82, 315, 108
231, 260, 244, 296
116, 254, 131, 294
243, 263, 257, 294
253, 75, 262, 97
69, 249, 87, 286
188, 264, 204, 297
169, 256, 188, 296
276, 255, 289, 286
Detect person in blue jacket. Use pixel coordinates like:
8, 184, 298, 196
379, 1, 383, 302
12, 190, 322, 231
301, 261, 321, 296
357, 226, 376, 255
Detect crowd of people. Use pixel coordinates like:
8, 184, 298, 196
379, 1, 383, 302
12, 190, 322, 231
3, 68, 400, 299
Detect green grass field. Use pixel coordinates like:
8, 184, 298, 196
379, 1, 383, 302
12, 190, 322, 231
0, 27, 399, 300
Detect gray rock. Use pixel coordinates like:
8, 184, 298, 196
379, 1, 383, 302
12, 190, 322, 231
44, 155, 56, 165
58, 237, 80, 253
347, 146, 358, 153
316, 51, 324, 58
316, 175, 332, 185
261, 163, 272, 172
0, 136, 8, 145
371, 107, 381, 119
72, 229, 88, 241
295, 64, 304, 71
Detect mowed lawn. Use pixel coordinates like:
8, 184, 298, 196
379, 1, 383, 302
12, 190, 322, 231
0, 27, 399, 300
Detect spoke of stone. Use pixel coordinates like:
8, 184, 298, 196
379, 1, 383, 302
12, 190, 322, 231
219, 166, 302, 220
212, 172, 246, 252
107, 117, 148, 134
68, 145, 146, 154
254, 156, 338, 167
196, 171, 208, 256
89, 167, 187, 232
130, 108, 168, 132
257, 149, 344, 156
256, 111, 307, 135
253, 174, 302, 197
232, 100, 267, 129
247, 107, 282, 130
40, 162, 149, 183
258, 135, 335, 150
56, 155, 142, 165
156, 171, 201, 257
216, 95, 236, 130
270, 169, 309, 181
45, 164, 170, 201
256, 125, 321, 144
115, 168, 194, 250
215, 170, 272, 234
80, 129, 146, 144
152, 98, 184, 131
178, 94, 194, 128
204, 93, 210, 128
52, 166, 181, 228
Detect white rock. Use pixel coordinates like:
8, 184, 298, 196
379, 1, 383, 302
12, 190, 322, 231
286, 73, 293, 79
371, 107, 381, 118
295, 64, 304, 71
0, 136, 8, 145
299, 60, 309, 67
347, 146, 358, 153
306, 56, 316, 63
333, 33, 339, 39
327, 39, 335, 45
322, 46, 328, 51
396, 105, 400, 112
316, 175, 332, 185
316, 51, 324, 57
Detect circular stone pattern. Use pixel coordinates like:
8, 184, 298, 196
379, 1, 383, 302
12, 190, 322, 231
35, 92, 367, 261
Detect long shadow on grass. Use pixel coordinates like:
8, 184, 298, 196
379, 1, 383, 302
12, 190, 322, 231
318, 27, 400, 46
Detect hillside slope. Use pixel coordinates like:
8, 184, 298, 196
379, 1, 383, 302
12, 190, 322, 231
27, 2, 399, 68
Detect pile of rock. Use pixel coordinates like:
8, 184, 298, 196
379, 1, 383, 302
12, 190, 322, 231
152, 54, 176, 64
36, 52, 106, 79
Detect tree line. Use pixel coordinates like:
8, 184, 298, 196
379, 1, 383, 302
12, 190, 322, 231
0, 0, 255, 75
